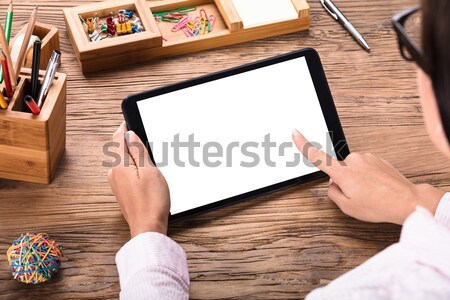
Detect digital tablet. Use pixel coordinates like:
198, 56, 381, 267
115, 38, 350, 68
122, 48, 350, 221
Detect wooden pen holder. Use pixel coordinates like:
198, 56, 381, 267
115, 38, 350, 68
0, 68, 67, 184
64, 0, 310, 73
10, 22, 60, 70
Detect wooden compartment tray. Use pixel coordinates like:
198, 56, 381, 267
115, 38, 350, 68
0, 69, 67, 184
64, 0, 310, 73
64, 0, 162, 62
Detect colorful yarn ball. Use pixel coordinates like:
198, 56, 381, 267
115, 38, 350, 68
6, 233, 63, 284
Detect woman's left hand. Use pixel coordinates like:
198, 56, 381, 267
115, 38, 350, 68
108, 122, 171, 238
292, 129, 445, 225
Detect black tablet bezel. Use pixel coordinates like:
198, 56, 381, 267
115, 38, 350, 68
122, 48, 350, 221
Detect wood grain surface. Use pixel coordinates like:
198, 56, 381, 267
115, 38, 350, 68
1, 0, 449, 299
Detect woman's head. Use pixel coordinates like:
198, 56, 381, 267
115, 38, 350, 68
419, 0, 450, 155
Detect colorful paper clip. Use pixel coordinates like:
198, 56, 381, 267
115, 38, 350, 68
154, 6, 196, 20
171, 15, 191, 32
209, 15, 216, 31
200, 9, 208, 22
163, 7, 216, 38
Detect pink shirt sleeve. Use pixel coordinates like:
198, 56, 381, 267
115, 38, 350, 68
307, 193, 450, 300
115, 232, 190, 300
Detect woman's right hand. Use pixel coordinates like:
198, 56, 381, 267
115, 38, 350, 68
292, 129, 445, 225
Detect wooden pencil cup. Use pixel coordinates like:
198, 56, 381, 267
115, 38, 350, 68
10, 22, 60, 70
0, 68, 67, 184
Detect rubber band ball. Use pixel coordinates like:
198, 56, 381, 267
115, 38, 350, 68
6, 233, 64, 284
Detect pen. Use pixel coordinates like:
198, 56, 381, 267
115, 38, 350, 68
320, 0, 370, 52
31, 40, 41, 99
24, 95, 40, 115
36, 50, 61, 109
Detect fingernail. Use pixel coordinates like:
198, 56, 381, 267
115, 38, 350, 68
329, 178, 334, 185
292, 129, 301, 137
125, 131, 134, 146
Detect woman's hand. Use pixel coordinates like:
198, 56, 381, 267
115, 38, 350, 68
292, 129, 445, 225
108, 122, 170, 237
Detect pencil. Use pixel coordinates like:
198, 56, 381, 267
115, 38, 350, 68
15, 6, 37, 82
0, 23, 16, 88
1, 51, 13, 98
0, 1, 13, 84
0, 92, 7, 109
5, 1, 13, 43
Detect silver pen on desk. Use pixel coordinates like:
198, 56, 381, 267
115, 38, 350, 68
37, 50, 62, 109
320, 0, 370, 52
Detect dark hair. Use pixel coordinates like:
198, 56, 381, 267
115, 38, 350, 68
422, 0, 450, 142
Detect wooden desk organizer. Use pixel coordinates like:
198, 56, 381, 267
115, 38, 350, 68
10, 22, 60, 70
0, 69, 67, 184
64, 0, 310, 73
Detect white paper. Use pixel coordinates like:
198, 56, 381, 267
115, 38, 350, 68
231, 0, 298, 28
137, 57, 336, 215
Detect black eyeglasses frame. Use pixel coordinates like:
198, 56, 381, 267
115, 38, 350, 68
392, 6, 426, 72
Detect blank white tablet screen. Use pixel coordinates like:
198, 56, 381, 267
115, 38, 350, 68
137, 56, 336, 215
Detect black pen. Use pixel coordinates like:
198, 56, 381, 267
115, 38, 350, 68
30, 40, 41, 99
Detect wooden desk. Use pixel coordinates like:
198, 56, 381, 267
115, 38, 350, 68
1, 0, 449, 299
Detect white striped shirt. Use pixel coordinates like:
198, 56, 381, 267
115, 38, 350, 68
116, 193, 450, 300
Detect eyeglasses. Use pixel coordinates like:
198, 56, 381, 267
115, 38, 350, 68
392, 6, 425, 71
